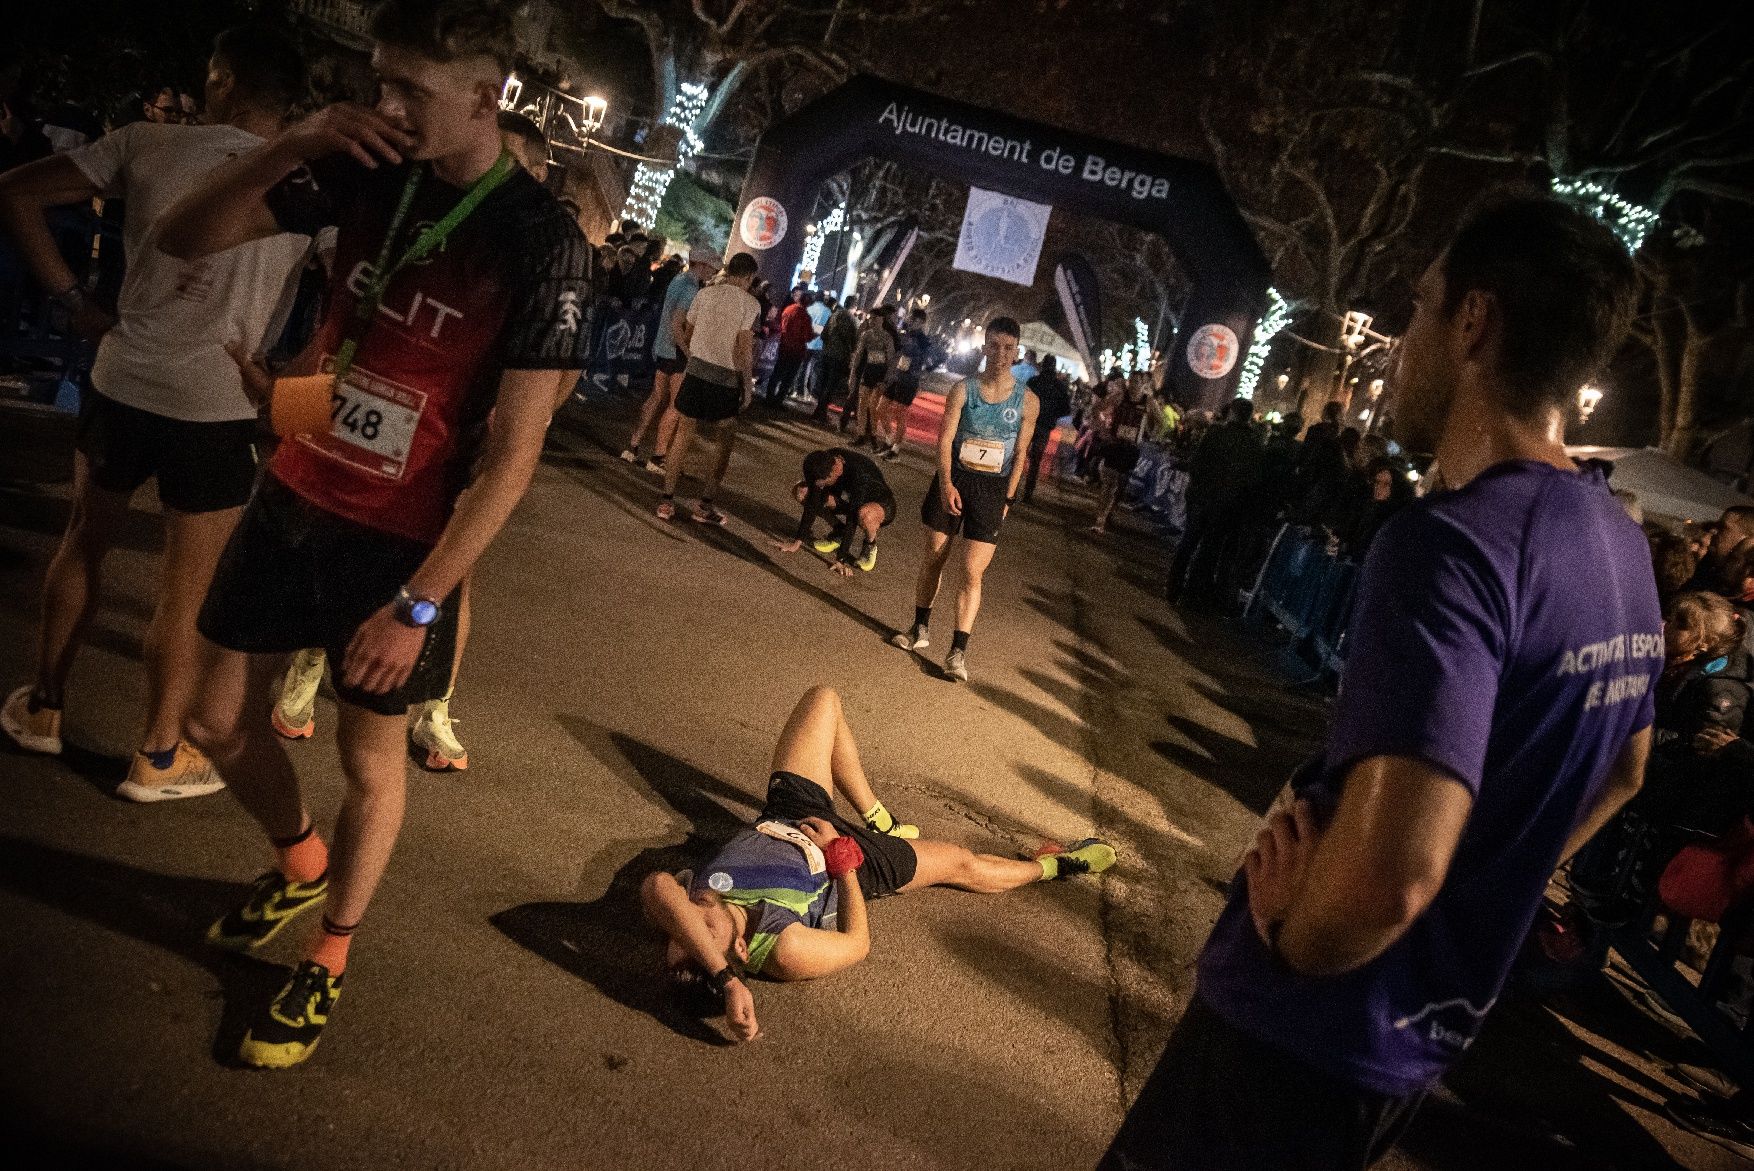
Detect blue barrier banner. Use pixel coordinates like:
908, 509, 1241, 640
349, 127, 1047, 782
579, 298, 657, 399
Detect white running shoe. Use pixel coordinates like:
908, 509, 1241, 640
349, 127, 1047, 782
619, 448, 639, 464
272, 649, 326, 740
410, 696, 469, 771
1, 685, 63, 755
889, 626, 930, 652
944, 649, 970, 683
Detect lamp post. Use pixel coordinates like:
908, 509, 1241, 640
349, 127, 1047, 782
1577, 384, 1604, 424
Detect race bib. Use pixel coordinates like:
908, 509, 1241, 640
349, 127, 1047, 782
895, 354, 912, 372
755, 820, 827, 875
958, 435, 1006, 473
311, 363, 426, 480
1116, 424, 1141, 442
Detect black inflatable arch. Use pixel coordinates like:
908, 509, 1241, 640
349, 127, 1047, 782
730, 76, 1269, 407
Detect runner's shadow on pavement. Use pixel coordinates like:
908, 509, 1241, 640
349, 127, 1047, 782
1390, 985, 1696, 1170
492, 722, 761, 1047
0, 834, 291, 1065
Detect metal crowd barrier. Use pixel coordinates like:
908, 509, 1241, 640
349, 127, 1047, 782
1240, 522, 1359, 678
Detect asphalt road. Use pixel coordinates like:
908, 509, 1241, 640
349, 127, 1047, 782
0, 387, 1743, 1170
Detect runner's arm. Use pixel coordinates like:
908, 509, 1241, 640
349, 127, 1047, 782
671, 308, 691, 356
1006, 392, 1041, 502
1274, 755, 1474, 976
1559, 726, 1650, 863
763, 873, 870, 980
403, 367, 566, 601
639, 872, 740, 976
0, 155, 100, 298
937, 380, 965, 482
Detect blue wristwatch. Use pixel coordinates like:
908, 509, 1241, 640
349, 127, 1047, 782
392, 585, 440, 629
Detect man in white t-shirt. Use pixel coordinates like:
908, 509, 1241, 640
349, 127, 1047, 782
0, 25, 309, 802
659, 251, 760, 526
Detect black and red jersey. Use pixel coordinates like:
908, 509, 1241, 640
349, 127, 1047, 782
264, 155, 594, 544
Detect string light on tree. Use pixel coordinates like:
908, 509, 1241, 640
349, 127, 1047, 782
1100, 347, 1116, 376
799, 202, 847, 283
1236, 287, 1293, 400
1550, 177, 1660, 254
1134, 317, 1150, 371
622, 82, 710, 230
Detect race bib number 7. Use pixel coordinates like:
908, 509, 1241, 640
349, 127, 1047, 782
303, 360, 427, 480
958, 435, 1006, 473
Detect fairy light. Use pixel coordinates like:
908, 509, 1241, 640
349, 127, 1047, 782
1550, 176, 1660, 254
622, 81, 710, 229
1236, 286, 1292, 400
800, 202, 846, 282
1099, 347, 1116, 375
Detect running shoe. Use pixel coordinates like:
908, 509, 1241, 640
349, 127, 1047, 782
1664, 1096, 1754, 1160
812, 537, 842, 555
117, 740, 225, 803
272, 648, 326, 740
645, 457, 666, 474
409, 696, 468, 771
889, 626, 930, 652
656, 498, 676, 521
943, 649, 969, 683
238, 960, 343, 1069
619, 448, 638, 463
1670, 1063, 1741, 1100
691, 504, 728, 526
880, 445, 901, 462
1045, 838, 1118, 879
856, 546, 878, 572
206, 869, 329, 953
1, 685, 62, 755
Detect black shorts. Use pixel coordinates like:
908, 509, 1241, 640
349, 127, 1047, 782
760, 771, 917, 898
654, 352, 686, 376
197, 475, 459, 716
675, 374, 741, 422
76, 387, 258, 514
859, 363, 889, 389
882, 382, 919, 407
1097, 440, 1143, 480
921, 468, 1010, 545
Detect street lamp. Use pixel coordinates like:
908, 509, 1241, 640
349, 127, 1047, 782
1578, 384, 1604, 423
581, 95, 608, 137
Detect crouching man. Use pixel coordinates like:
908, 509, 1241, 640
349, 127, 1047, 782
640, 685, 1115, 1041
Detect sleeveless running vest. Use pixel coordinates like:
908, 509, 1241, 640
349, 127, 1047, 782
690, 829, 838, 974
953, 375, 1028, 477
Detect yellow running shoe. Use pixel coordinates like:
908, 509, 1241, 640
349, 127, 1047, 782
207, 869, 329, 952
856, 546, 878, 572
117, 740, 225, 803
239, 960, 343, 1069
409, 696, 468, 771
812, 537, 842, 555
272, 649, 326, 740
1, 685, 62, 755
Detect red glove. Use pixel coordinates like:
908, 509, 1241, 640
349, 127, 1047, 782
824, 836, 864, 879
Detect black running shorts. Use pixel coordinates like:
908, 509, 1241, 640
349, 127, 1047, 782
858, 362, 889, 389
921, 468, 1010, 545
675, 373, 741, 422
76, 387, 258, 514
760, 771, 917, 898
654, 352, 686, 376
1096, 440, 1143, 480
882, 382, 919, 407
197, 475, 459, 716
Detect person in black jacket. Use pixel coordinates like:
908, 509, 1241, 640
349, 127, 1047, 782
772, 447, 896, 575
1167, 397, 1264, 606
1022, 356, 1073, 501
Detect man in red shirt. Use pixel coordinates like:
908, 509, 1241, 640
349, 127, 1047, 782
156, 0, 594, 1068
764, 286, 817, 409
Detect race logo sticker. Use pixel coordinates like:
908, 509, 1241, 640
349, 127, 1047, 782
739, 197, 788, 250
1186, 323, 1239, 380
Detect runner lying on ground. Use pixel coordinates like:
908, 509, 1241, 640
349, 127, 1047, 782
640, 684, 1115, 1041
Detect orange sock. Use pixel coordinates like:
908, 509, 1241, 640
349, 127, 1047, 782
272, 821, 329, 885
306, 916, 355, 975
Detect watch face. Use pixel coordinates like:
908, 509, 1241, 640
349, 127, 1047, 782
410, 598, 439, 627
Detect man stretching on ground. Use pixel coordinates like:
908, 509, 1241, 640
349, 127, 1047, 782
891, 316, 1038, 683
771, 447, 895, 575
659, 251, 759, 525
641, 685, 1115, 1041
621, 246, 719, 470
0, 25, 309, 801
157, 0, 594, 1068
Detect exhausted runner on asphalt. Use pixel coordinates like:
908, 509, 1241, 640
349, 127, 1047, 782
771, 446, 896, 575
641, 685, 1115, 1041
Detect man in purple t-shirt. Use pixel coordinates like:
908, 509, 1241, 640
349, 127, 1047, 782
1101, 196, 1652, 1171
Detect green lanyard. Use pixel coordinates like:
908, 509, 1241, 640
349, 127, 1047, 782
331, 149, 518, 386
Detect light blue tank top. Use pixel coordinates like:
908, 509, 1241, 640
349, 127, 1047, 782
952, 376, 1029, 477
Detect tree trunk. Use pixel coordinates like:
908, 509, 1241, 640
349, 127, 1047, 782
1661, 307, 1706, 462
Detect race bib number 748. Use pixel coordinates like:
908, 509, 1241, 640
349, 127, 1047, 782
302, 360, 427, 480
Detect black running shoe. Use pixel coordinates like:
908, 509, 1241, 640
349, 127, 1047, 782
238, 960, 343, 1069
206, 869, 327, 952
